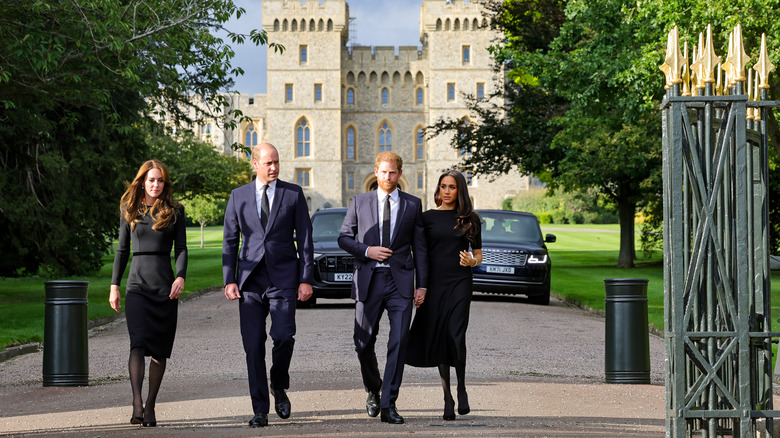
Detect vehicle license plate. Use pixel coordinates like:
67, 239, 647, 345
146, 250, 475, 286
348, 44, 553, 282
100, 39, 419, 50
487, 266, 515, 274
335, 273, 353, 282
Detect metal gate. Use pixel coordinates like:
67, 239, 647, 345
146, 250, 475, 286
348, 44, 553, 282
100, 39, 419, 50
661, 25, 780, 437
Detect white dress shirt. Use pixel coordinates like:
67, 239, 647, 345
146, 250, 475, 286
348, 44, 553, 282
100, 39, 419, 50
373, 188, 399, 267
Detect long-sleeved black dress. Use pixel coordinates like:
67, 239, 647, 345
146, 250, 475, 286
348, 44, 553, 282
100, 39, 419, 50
112, 206, 187, 359
406, 209, 481, 368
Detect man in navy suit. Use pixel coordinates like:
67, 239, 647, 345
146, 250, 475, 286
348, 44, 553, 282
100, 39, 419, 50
222, 143, 314, 428
338, 151, 428, 424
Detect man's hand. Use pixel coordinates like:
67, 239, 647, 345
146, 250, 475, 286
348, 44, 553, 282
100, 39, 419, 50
298, 282, 313, 301
414, 288, 426, 308
367, 246, 393, 262
225, 283, 241, 300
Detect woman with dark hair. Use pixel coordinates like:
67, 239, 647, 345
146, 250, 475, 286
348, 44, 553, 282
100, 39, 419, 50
406, 169, 482, 420
109, 159, 187, 427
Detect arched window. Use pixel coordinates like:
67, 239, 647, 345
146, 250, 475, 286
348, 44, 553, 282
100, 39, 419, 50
381, 88, 389, 104
347, 88, 355, 104
472, 18, 478, 30
300, 45, 307, 63
447, 83, 455, 101
318, 19, 324, 31
283, 19, 288, 31
463, 18, 469, 31
445, 19, 451, 31
379, 122, 392, 152
274, 19, 280, 32
415, 128, 424, 160
416, 88, 423, 105
291, 19, 297, 31
454, 18, 460, 31
346, 127, 356, 160
462, 45, 470, 64
296, 118, 311, 157
245, 125, 258, 155
327, 19, 333, 31
459, 119, 471, 156
436, 19, 442, 31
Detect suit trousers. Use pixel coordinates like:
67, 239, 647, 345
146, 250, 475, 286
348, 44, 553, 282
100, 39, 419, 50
239, 260, 297, 415
353, 268, 413, 409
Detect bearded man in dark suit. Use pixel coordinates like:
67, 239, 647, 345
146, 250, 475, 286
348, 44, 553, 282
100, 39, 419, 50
338, 151, 428, 424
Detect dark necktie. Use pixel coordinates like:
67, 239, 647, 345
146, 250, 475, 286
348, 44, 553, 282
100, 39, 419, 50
261, 184, 270, 230
382, 194, 391, 248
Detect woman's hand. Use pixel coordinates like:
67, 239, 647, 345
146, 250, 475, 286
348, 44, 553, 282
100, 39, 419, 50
170, 277, 185, 300
109, 285, 121, 312
459, 250, 476, 267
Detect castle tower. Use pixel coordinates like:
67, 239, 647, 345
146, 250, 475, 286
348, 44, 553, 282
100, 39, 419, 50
262, 0, 349, 210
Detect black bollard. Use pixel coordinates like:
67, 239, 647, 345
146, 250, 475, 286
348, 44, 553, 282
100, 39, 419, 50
42, 280, 89, 386
604, 278, 650, 384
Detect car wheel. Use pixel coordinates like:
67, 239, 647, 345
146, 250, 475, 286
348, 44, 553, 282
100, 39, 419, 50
297, 296, 317, 309
527, 280, 550, 306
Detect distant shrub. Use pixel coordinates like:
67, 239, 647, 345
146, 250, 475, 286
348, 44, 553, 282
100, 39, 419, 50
504, 188, 618, 224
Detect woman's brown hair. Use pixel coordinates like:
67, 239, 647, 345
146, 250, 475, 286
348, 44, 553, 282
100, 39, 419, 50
120, 160, 179, 231
433, 170, 481, 245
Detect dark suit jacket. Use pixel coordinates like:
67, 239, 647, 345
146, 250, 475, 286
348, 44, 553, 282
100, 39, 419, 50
222, 179, 314, 291
338, 190, 428, 301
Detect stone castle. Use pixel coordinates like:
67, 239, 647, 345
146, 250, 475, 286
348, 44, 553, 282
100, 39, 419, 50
194, 0, 532, 211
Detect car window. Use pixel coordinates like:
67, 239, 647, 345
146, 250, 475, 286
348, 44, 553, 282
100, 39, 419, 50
312, 212, 347, 242
480, 213, 542, 243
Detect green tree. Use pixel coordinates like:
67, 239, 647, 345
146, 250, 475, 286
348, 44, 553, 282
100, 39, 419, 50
182, 194, 223, 248
432, 0, 780, 267
147, 130, 254, 201
0, 0, 277, 276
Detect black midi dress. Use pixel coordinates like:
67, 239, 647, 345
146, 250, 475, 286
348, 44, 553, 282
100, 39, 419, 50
111, 206, 187, 359
406, 209, 481, 368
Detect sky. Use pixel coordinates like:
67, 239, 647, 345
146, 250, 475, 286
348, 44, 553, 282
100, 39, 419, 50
225, 0, 424, 95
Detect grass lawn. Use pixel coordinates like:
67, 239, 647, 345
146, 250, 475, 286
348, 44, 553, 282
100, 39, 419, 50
543, 224, 780, 334
0, 227, 226, 350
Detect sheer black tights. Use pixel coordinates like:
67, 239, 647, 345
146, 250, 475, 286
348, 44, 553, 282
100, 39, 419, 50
128, 347, 167, 419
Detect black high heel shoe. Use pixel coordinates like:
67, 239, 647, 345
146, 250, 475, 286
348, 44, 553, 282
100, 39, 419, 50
130, 407, 143, 425
443, 394, 455, 421
142, 406, 157, 427
457, 389, 470, 416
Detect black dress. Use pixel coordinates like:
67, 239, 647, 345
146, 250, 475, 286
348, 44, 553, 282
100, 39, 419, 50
406, 209, 481, 367
111, 206, 187, 358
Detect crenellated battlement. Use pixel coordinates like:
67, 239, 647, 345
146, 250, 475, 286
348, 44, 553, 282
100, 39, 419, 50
262, 0, 349, 32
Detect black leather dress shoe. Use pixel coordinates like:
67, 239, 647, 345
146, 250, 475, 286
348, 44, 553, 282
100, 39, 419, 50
380, 407, 405, 424
366, 391, 380, 417
248, 413, 268, 428
272, 389, 291, 419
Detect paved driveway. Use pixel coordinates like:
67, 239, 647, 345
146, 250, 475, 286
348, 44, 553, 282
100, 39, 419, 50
0, 291, 667, 437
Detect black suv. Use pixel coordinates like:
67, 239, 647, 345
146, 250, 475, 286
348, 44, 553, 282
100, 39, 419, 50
305, 207, 353, 307
472, 210, 556, 305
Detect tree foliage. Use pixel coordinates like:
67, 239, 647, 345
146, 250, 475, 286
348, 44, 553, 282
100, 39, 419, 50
431, 0, 780, 267
0, 0, 275, 276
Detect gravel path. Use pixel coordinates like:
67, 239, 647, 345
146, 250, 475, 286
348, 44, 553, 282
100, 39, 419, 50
1, 291, 668, 437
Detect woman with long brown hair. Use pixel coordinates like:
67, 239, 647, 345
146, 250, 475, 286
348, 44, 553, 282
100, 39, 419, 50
406, 169, 482, 421
109, 159, 187, 427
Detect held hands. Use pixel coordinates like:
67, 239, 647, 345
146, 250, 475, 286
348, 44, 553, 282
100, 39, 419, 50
367, 246, 393, 262
109, 285, 121, 312
414, 288, 426, 308
459, 250, 477, 267
169, 277, 185, 300
225, 283, 241, 301
298, 282, 313, 301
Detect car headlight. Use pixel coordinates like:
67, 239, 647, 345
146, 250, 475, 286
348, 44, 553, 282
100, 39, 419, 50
527, 255, 547, 264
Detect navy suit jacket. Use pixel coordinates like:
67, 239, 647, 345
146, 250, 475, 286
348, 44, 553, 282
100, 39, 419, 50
338, 190, 428, 301
222, 179, 314, 291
